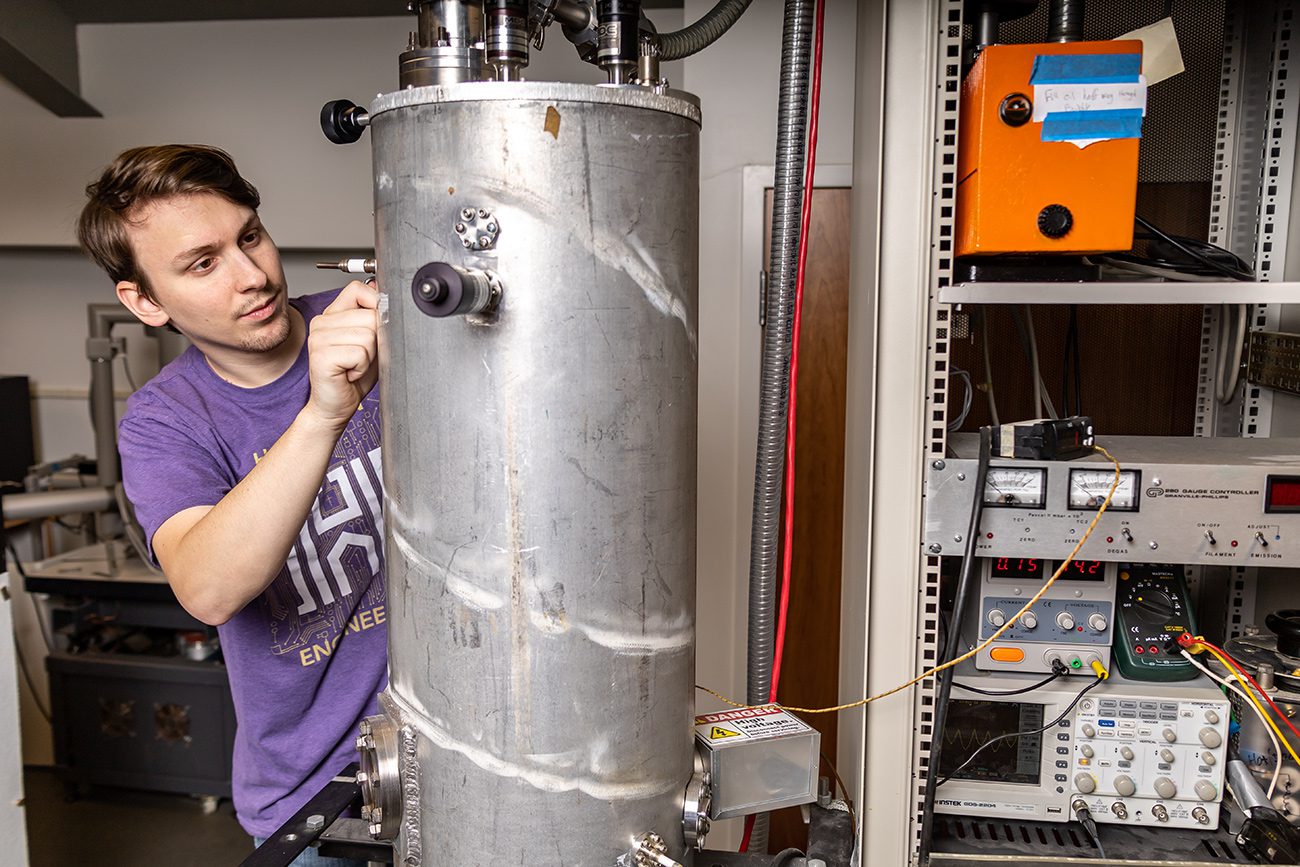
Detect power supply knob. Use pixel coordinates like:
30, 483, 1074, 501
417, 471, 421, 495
1153, 777, 1178, 800
1081, 724, 1096, 739
1162, 728, 1178, 743
1022, 611, 1039, 630
1080, 745, 1095, 759
988, 609, 1007, 627
1195, 780, 1219, 802
1205, 710, 1221, 725
1113, 775, 1137, 798
1199, 727, 1223, 749
1057, 612, 1076, 630
1120, 746, 1135, 761
1159, 748, 1175, 764
1087, 613, 1108, 632
1075, 773, 1097, 795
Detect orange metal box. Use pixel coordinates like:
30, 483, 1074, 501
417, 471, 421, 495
956, 40, 1144, 257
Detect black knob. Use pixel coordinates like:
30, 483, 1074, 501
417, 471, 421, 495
321, 99, 369, 145
1037, 204, 1074, 239
1267, 609, 1300, 657
999, 92, 1033, 126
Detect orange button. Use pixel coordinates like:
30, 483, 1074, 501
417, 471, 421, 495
990, 647, 1025, 663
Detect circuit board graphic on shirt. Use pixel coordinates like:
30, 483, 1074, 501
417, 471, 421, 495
263, 392, 386, 663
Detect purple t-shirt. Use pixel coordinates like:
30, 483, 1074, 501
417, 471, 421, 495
117, 290, 388, 838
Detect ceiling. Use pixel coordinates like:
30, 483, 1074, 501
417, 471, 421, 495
56, 0, 681, 23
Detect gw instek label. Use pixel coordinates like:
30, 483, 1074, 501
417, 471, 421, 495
1147, 488, 1261, 499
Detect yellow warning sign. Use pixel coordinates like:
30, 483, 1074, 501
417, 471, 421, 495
710, 726, 742, 740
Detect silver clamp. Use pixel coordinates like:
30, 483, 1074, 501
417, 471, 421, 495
356, 714, 403, 840
625, 832, 682, 867
682, 748, 712, 849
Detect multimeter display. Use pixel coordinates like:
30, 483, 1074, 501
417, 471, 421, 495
988, 558, 1105, 581
1114, 563, 1198, 681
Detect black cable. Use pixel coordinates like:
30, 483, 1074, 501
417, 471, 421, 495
1075, 803, 1108, 860
918, 427, 992, 866
953, 661, 1068, 696
6, 542, 54, 654
1133, 215, 1255, 281
12, 635, 51, 723
936, 674, 1107, 789
4, 542, 53, 722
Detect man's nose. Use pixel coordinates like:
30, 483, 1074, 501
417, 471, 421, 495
232, 249, 269, 291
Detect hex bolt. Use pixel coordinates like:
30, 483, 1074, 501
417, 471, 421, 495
462, 238, 473, 248
361, 806, 373, 820
369, 823, 383, 838
306, 815, 325, 831
356, 771, 369, 784
461, 207, 475, 220
479, 236, 491, 248
931, 460, 946, 471
928, 543, 943, 554
478, 208, 489, 218
455, 222, 466, 233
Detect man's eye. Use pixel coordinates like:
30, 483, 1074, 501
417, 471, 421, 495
191, 257, 215, 273
242, 230, 261, 246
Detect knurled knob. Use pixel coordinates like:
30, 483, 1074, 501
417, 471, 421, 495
1057, 611, 1076, 630
1087, 612, 1108, 632
988, 609, 1007, 627
1080, 745, 1095, 758
1037, 204, 1074, 239
1205, 709, 1221, 725
1075, 773, 1097, 794
1153, 777, 1177, 799
1159, 748, 1175, 764
1022, 611, 1039, 629
1114, 775, 1136, 798
1195, 780, 1219, 801
1120, 746, 1134, 761
1081, 723, 1096, 739
1162, 728, 1178, 743
1199, 727, 1223, 749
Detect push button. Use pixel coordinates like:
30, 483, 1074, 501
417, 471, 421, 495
990, 646, 1025, 663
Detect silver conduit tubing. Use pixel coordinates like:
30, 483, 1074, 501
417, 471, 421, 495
658, 0, 753, 61
1047, 0, 1085, 41
746, 0, 814, 852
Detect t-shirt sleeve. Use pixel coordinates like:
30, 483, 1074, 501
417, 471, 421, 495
118, 402, 233, 557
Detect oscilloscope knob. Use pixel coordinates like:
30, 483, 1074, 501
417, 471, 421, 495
1081, 724, 1096, 739
1153, 777, 1177, 800
1159, 748, 1175, 764
1113, 775, 1136, 798
1195, 780, 1219, 801
1074, 773, 1097, 795
1199, 727, 1223, 749
1120, 746, 1134, 761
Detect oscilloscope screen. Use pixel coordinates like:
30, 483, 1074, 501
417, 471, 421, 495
937, 700, 1044, 784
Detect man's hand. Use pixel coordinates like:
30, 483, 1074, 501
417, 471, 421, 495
304, 280, 380, 431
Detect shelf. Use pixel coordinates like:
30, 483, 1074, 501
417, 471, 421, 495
938, 281, 1300, 306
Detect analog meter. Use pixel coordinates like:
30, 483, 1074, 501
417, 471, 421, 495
982, 467, 1047, 508
1068, 468, 1141, 511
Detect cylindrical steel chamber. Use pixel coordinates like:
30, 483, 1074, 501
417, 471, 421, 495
369, 82, 701, 865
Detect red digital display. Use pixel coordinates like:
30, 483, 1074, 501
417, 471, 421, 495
1066, 559, 1104, 580
990, 557, 1042, 580
1267, 476, 1300, 513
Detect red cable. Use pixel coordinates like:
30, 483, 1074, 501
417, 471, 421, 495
1190, 636, 1300, 745
741, 1, 825, 853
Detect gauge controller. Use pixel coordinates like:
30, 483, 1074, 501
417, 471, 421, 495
974, 558, 1116, 676
926, 434, 1300, 567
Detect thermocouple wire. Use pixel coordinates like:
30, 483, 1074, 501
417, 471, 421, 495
698, 445, 1123, 714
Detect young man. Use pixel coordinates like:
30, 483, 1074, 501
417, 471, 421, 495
78, 145, 387, 862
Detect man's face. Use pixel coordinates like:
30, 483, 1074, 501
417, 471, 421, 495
119, 192, 290, 363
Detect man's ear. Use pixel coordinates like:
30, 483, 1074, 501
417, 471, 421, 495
116, 280, 171, 328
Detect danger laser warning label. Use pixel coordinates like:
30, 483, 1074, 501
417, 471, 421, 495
694, 706, 811, 743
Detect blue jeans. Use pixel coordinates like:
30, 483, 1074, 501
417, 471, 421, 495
253, 837, 371, 867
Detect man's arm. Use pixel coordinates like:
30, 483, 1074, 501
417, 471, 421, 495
152, 282, 381, 626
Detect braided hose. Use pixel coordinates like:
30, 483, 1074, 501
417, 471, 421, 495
744, 0, 814, 852
658, 0, 753, 61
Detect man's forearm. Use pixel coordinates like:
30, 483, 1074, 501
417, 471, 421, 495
155, 409, 348, 625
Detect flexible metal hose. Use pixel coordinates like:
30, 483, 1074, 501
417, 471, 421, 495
658, 0, 753, 61
745, 0, 814, 852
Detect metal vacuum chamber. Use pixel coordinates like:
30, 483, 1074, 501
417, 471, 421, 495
364, 82, 701, 866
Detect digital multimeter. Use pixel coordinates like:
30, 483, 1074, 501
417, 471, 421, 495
1113, 563, 1198, 681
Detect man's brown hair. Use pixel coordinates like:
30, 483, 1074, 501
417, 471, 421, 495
77, 145, 261, 298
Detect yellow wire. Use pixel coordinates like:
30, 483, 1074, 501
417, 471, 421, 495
696, 444, 1124, 715
1196, 641, 1300, 770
